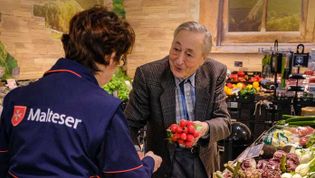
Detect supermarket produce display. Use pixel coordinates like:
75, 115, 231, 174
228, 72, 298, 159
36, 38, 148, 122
214, 124, 315, 178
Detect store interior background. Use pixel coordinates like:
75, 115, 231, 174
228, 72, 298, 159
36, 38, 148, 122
1, 0, 314, 80
1, 0, 315, 164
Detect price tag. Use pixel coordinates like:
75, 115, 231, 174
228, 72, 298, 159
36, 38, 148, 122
230, 101, 238, 108
246, 143, 264, 158
236, 143, 264, 162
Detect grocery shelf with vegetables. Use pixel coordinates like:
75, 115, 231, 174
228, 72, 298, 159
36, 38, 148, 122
224, 70, 262, 97
214, 119, 315, 178
225, 68, 315, 142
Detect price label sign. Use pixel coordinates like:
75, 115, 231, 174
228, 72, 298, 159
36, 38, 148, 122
236, 143, 264, 162
293, 53, 309, 67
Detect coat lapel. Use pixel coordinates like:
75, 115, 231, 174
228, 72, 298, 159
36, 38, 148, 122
160, 68, 176, 129
159, 63, 177, 163
160, 70, 176, 129
195, 68, 211, 121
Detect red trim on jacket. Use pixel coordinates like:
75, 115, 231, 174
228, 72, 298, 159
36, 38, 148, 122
0, 148, 8, 153
103, 164, 144, 174
44, 69, 82, 78
8, 171, 18, 178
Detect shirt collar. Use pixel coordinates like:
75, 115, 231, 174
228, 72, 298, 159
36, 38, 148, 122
174, 73, 196, 88
44, 58, 99, 85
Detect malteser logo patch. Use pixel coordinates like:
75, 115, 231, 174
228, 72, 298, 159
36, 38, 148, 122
11, 105, 27, 126
27, 108, 82, 129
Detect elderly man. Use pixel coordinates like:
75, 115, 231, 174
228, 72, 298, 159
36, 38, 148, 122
125, 21, 231, 178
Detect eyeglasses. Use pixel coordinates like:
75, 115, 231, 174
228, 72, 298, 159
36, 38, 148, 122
117, 54, 126, 67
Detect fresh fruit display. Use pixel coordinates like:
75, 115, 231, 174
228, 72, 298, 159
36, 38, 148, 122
166, 119, 201, 148
229, 71, 247, 82
228, 71, 262, 83
224, 82, 260, 96
249, 75, 262, 83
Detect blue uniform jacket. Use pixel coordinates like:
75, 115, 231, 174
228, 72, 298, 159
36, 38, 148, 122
0, 58, 154, 178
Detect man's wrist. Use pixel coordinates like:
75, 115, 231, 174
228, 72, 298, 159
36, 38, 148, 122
201, 122, 210, 139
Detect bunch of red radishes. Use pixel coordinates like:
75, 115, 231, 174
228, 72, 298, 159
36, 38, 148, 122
167, 119, 200, 148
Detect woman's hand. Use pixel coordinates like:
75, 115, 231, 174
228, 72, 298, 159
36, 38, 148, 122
144, 151, 162, 172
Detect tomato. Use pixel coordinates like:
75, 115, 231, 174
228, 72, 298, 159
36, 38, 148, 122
237, 71, 245, 77
226, 83, 234, 89
229, 74, 238, 81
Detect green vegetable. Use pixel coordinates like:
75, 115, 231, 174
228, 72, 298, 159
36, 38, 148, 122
306, 134, 315, 148
295, 156, 315, 176
103, 67, 131, 101
280, 154, 287, 172
112, 0, 125, 18
277, 115, 315, 125
282, 114, 294, 119
287, 120, 315, 126
0, 41, 18, 79
213, 171, 224, 178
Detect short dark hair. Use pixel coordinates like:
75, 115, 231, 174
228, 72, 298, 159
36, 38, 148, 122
61, 6, 135, 73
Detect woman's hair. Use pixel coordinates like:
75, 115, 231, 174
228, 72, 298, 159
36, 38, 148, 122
61, 6, 135, 73
174, 21, 212, 56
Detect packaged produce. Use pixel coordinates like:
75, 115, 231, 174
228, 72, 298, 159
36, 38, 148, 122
263, 126, 314, 148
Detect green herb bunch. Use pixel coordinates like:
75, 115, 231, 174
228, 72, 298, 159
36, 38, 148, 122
103, 67, 132, 101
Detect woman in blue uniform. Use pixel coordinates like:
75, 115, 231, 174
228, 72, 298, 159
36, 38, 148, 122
0, 6, 162, 178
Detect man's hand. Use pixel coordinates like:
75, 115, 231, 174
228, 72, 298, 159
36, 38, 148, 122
144, 151, 162, 172
192, 121, 209, 145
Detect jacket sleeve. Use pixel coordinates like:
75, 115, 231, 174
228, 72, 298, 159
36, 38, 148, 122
100, 107, 154, 178
0, 95, 11, 177
124, 67, 150, 145
205, 64, 231, 146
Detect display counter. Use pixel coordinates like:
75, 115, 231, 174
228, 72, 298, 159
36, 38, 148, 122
215, 123, 315, 178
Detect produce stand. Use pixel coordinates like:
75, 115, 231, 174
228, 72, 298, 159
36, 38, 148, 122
215, 120, 315, 178
226, 94, 315, 141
